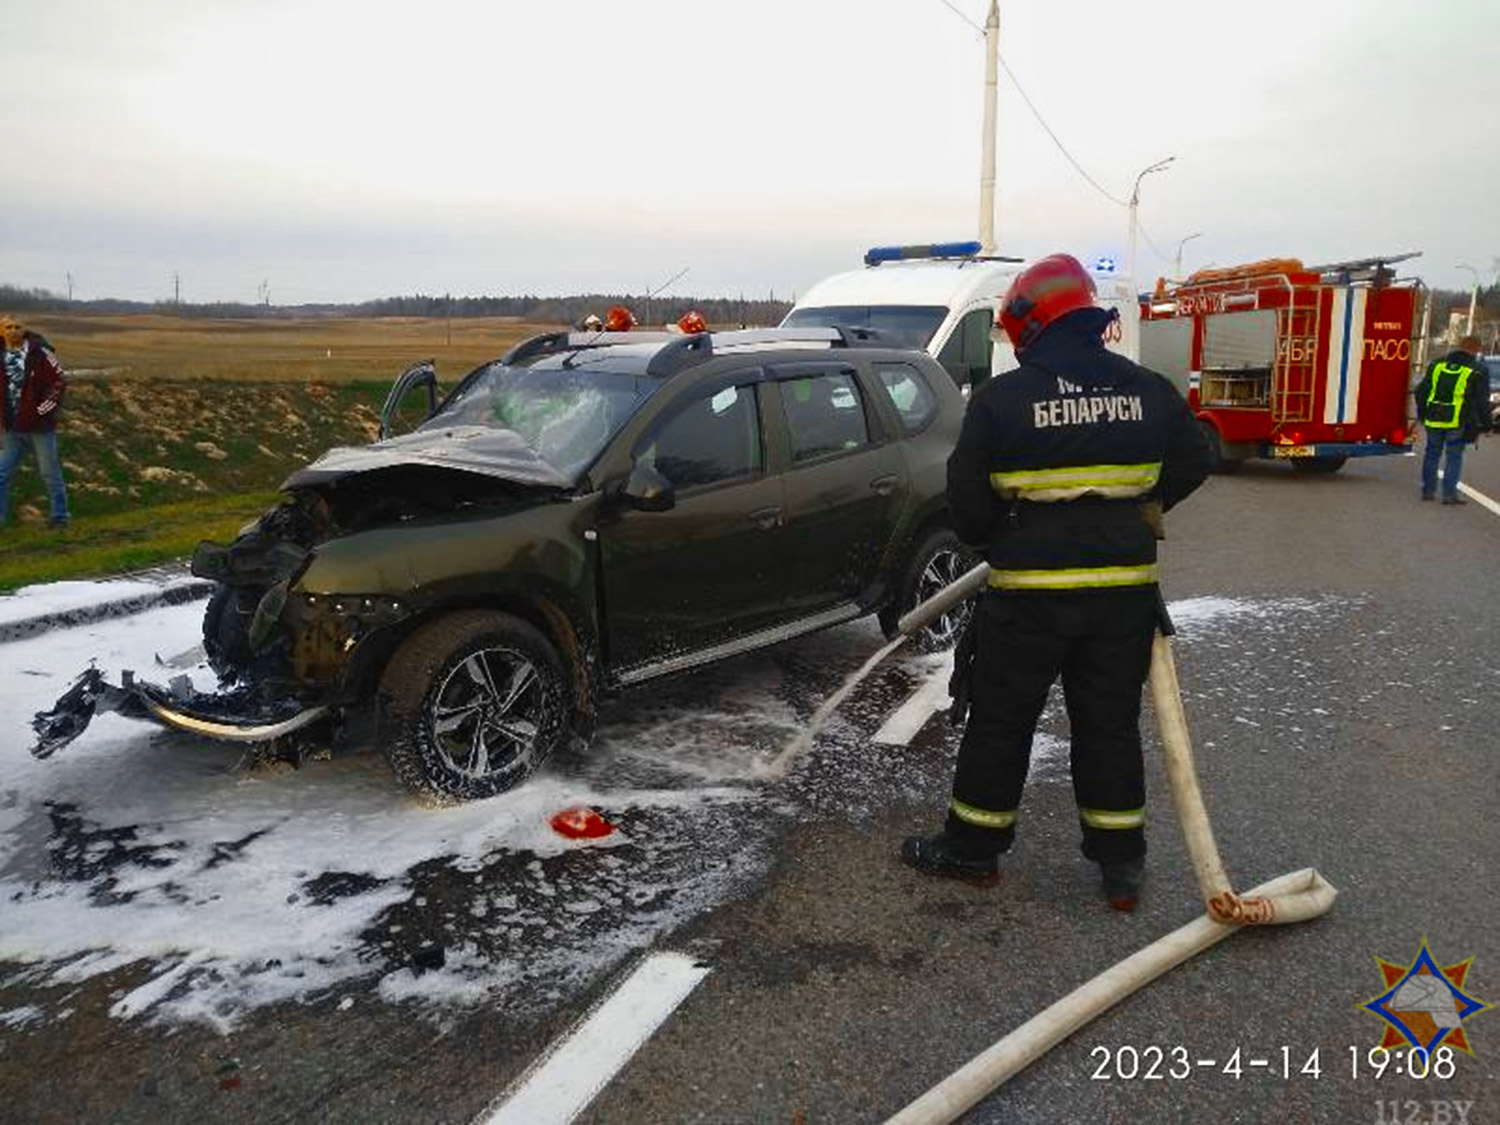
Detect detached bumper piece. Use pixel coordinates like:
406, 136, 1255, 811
31, 666, 329, 760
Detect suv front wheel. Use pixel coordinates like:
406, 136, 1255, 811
377, 610, 570, 803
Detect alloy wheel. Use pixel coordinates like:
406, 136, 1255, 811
428, 647, 545, 780
916, 547, 973, 648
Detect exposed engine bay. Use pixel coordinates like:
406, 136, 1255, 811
31, 459, 561, 763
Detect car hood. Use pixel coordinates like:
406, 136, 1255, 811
282, 425, 574, 490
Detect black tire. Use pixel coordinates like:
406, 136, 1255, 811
880, 526, 980, 652
1290, 455, 1347, 474
1200, 420, 1243, 474
202, 584, 258, 680
376, 610, 570, 803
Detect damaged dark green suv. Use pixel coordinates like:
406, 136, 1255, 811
33, 327, 973, 802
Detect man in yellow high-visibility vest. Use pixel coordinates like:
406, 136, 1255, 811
1415, 335, 1492, 504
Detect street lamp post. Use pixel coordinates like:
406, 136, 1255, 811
1128, 156, 1174, 288
1456, 262, 1479, 336
1174, 232, 1203, 282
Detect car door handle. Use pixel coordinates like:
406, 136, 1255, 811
870, 475, 899, 496
749, 506, 782, 530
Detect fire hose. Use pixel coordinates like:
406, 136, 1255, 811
879, 562, 1336, 1123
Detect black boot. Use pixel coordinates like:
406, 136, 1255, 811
1100, 859, 1144, 912
900, 835, 1000, 886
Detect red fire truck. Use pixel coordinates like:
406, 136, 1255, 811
1139, 253, 1427, 473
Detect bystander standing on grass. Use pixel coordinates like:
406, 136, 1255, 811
0, 314, 70, 530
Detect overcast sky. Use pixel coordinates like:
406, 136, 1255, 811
3, 0, 1496, 305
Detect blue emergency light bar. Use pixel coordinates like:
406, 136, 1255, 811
864, 241, 984, 267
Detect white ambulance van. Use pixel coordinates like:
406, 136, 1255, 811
783, 242, 1139, 393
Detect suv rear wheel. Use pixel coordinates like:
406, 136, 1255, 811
880, 527, 980, 652
377, 610, 570, 803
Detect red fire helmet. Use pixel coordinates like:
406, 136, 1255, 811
677, 310, 708, 334
997, 254, 1098, 351
604, 305, 637, 332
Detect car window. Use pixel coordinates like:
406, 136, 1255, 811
936, 307, 995, 390
639, 383, 761, 490
873, 362, 938, 435
781, 305, 948, 350
428, 360, 658, 480
781, 372, 870, 462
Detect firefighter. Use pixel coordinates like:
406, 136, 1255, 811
901, 254, 1211, 911
1414, 334, 1492, 504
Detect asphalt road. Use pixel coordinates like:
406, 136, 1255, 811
3, 441, 1498, 1124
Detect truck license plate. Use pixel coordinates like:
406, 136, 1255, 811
1274, 444, 1316, 458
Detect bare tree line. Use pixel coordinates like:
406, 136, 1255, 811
0, 284, 792, 328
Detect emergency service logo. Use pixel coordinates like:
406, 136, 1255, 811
1359, 938, 1491, 1055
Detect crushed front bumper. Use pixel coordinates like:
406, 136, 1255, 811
31, 667, 329, 760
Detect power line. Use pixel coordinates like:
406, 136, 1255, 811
996, 54, 1129, 208
932, 1, 1130, 208
939, 0, 984, 34
1134, 219, 1173, 265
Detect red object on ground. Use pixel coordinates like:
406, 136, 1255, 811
549, 806, 615, 839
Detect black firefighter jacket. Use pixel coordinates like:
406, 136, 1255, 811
946, 308, 1211, 589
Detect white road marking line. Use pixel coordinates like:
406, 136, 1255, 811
873, 653, 954, 746
479, 951, 710, 1125
1457, 481, 1500, 517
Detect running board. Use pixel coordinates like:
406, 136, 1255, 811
613, 603, 864, 687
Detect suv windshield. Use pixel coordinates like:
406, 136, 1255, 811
782, 305, 948, 350
426, 360, 659, 479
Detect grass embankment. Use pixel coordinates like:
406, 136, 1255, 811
0, 314, 558, 590
0, 493, 281, 591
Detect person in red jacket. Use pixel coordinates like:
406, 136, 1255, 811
0, 314, 70, 529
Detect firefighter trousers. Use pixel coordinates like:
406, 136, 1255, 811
944, 588, 1158, 866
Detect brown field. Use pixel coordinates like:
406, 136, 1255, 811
0, 313, 573, 587
24, 313, 564, 384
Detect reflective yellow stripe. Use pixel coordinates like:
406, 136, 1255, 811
990, 463, 1161, 501
950, 799, 1017, 829
1424, 362, 1472, 430
988, 564, 1158, 590
1080, 807, 1146, 829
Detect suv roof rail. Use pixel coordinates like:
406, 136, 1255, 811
643, 326, 893, 378
501, 326, 902, 378
500, 331, 572, 366
502, 329, 679, 367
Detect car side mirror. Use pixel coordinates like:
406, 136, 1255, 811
623, 463, 676, 512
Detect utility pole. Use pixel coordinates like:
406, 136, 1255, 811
172, 271, 181, 307
978, 0, 1000, 254
65, 272, 74, 302
1457, 263, 1479, 336
446, 292, 452, 347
